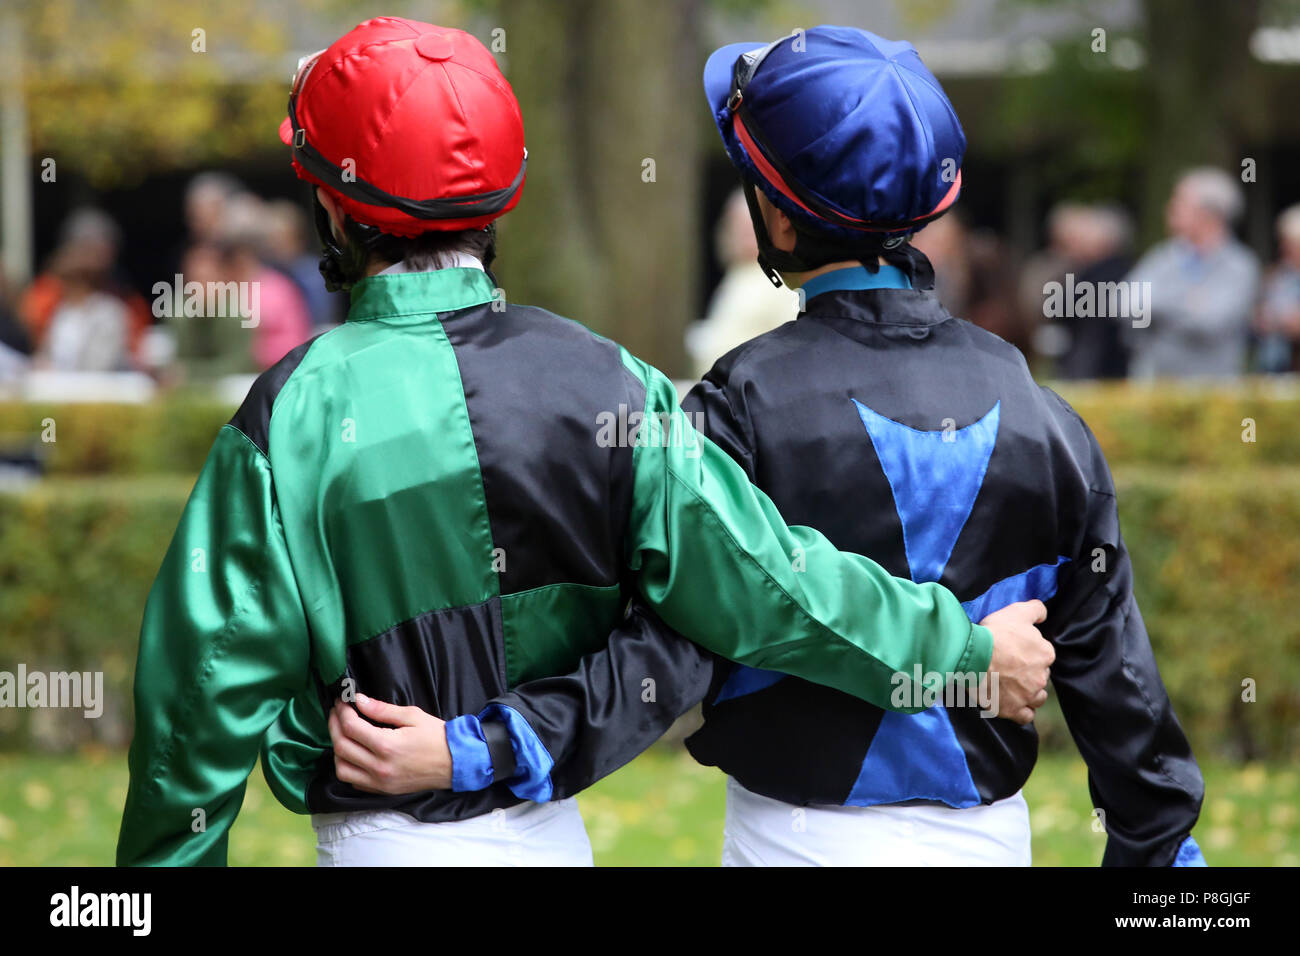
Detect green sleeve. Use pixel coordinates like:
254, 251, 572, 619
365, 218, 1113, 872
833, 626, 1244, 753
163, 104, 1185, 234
621, 352, 992, 712
117, 425, 310, 866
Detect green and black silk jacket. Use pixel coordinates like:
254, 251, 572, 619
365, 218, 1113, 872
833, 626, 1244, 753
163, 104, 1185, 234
116, 267, 991, 865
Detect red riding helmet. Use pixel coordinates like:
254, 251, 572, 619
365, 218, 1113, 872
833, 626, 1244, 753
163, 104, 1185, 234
279, 16, 527, 237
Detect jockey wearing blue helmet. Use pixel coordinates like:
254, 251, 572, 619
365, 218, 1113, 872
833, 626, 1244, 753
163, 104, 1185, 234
438, 25, 1204, 868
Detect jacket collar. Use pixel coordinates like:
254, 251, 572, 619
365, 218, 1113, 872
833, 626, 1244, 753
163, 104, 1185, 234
800, 263, 912, 300
797, 262, 951, 328
801, 282, 953, 328
347, 267, 497, 323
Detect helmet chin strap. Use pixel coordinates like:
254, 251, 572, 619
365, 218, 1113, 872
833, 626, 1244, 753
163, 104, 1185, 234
740, 181, 811, 287
312, 192, 370, 292
879, 241, 935, 290
739, 180, 936, 291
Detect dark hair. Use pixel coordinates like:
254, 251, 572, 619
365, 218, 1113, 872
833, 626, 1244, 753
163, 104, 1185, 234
311, 190, 500, 292
359, 222, 497, 273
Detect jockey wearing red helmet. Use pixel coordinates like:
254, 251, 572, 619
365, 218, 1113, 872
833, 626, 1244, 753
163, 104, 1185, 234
279, 18, 526, 288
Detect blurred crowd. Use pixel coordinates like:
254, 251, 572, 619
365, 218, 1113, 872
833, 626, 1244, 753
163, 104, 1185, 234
690, 167, 1300, 383
0, 172, 339, 390
2, 165, 1298, 393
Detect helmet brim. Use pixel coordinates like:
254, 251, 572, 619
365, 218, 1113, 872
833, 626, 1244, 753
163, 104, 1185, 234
702, 40, 764, 135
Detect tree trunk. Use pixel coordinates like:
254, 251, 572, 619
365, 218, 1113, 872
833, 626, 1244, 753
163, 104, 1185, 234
1138, 0, 1262, 245
491, 0, 701, 375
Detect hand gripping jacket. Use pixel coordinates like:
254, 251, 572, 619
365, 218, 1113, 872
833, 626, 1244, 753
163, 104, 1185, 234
115, 268, 993, 865
454, 268, 1207, 867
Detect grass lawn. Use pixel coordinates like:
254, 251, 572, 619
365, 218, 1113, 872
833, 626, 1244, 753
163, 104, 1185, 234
1, 746, 1295, 866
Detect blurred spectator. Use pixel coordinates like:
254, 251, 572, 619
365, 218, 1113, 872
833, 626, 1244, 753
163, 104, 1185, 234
174, 172, 245, 290
1125, 167, 1259, 380
261, 199, 340, 328
38, 240, 131, 371
220, 194, 313, 370
0, 275, 32, 383
685, 189, 799, 378
163, 242, 258, 383
18, 208, 152, 369
1053, 204, 1136, 380
185, 171, 244, 246
1252, 203, 1300, 374
913, 212, 1025, 353
1018, 201, 1091, 359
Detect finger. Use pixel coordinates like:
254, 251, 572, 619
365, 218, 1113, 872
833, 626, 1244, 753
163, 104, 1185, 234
355, 693, 419, 727
328, 703, 356, 746
1021, 599, 1048, 624
336, 700, 390, 755
1030, 688, 1049, 708
330, 705, 369, 765
329, 704, 359, 754
328, 704, 341, 744
332, 720, 383, 773
1014, 706, 1036, 726
334, 755, 380, 792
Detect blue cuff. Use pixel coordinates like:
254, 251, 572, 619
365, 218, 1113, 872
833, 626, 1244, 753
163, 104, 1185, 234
446, 714, 494, 792
1172, 835, 1208, 867
480, 703, 555, 802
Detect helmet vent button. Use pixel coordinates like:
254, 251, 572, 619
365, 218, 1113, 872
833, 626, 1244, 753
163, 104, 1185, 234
415, 33, 456, 62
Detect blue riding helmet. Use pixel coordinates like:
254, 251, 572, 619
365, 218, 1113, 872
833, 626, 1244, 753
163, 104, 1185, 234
703, 25, 965, 245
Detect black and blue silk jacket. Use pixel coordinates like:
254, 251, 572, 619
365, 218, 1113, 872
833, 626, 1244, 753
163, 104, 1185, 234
449, 265, 1206, 867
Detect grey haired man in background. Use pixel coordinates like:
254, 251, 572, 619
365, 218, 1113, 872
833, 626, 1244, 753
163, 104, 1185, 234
1126, 167, 1260, 380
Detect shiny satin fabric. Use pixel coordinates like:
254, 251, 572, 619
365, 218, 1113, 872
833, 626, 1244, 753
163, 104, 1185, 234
119, 268, 992, 865
119, 426, 311, 865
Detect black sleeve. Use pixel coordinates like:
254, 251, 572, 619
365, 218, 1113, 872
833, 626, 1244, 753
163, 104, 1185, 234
682, 372, 759, 482
484, 603, 720, 800
451, 374, 764, 800
1048, 418, 1205, 866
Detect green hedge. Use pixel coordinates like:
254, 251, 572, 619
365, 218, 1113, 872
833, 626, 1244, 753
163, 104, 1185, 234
1, 466, 1297, 759
1034, 466, 1300, 762
0, 478, 191, 748
0, 399, 232, 476
1055, 380, 1300, 468
1, 380, 1298, 475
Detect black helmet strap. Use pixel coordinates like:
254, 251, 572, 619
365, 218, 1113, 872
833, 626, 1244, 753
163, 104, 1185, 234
288, 95, 526, 222
312, 191, 371, 293
311, 191, 500, 294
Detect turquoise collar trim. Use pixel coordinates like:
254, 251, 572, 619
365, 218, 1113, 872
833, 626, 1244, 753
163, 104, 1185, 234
801, 264, 912, 301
